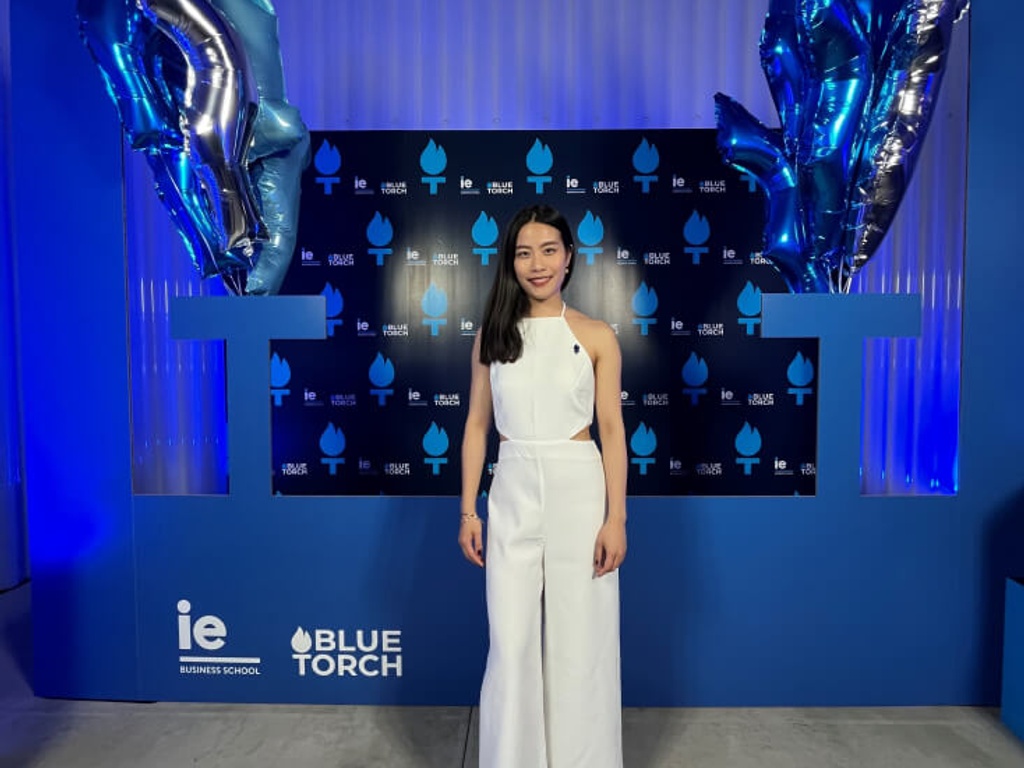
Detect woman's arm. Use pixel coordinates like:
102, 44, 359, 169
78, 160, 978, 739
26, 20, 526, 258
592, 322, 628, 575
458, 332, 492, 567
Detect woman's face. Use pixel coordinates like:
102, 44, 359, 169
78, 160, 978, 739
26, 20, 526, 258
513, 221, 571, 305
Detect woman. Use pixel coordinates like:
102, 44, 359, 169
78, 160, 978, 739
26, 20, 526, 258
459, 204, 627, 767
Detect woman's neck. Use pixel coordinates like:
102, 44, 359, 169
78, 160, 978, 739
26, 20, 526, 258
525, 295, 564, 318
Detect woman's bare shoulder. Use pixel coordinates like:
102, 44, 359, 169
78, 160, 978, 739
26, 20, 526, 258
565, 307, 617, 350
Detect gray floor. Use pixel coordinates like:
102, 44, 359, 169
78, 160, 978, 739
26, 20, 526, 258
2, 584, 1024, 767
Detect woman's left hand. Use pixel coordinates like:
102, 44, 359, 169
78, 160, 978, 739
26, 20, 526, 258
594, 519, 627, 577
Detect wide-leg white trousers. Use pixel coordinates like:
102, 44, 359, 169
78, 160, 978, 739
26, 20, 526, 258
479, 439, 622, 768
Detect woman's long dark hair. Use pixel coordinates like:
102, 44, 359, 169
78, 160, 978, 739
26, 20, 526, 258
479, 204, 575, 364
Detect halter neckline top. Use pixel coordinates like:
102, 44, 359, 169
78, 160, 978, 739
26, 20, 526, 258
490, 305, 596, 441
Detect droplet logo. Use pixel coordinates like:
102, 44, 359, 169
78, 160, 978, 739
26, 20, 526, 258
270, 353, 292, 407
681, 352, 709, 405
737, 281, 762, 335
322, 282, 344, 337
786, 351, 815, 405
577, 211, 605, 265
629, 422, 657, 475
291, 627, 313, 654
683, 211, 711, 264
368, 353, 396, 405
632, 138, 660, 193
423, 422, 450, 475
315, 139, 341, 194
631, 282, 659, 335
421, 283, 449, 336
471, 212, 499, 266
735, 422, 762, 475
525, 138, 554, 193
420, 138, 448, 194
366, 212, 395, 266
320, 423, 346, 475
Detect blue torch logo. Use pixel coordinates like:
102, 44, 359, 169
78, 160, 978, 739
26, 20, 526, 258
681, 352, 709, 405
314, 139, 341, 194
368, 352, 395, 406
366, 211, 394, 266
737, 281, 762, 335
577, 210, 605, 265
735, 422, 762, 475
422, 283, 448, 336
420, 138, 447, 194
423, 422, 450, 475
632, 137, 659, 193
270, 352, 291, 407
526, 138, 554, 193
322, 282, 343, 337
787, 351, 815, 405
630, 422, 657, 475
319, 423, 346, 475
472, 211, 499, 266
632, 282, 658, 335
683, 210, 711, 265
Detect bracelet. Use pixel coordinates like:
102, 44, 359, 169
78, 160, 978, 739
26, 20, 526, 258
461, 513, 480, 521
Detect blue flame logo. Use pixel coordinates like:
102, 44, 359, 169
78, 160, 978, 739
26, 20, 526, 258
735, 422, 762, 457
270, 353, 291, 388
577, 211, 605, 246
472, 212, 498, 246
632, 138, 660, 174
787, 352, 815, 387
423, 422, 450, 457
320, 423, 346, 457
737, 281, 762, 317
632, 283, 658, 316
526, 138, 554, 174
321, 283, 343, 318
683, 211, 711, 245
681, 352, 709, 387
422, 283, 448, 318
314, 140, 341, 175
368, 353, 395, 388
366, 212, 394, 247
630, 423, 657, 456
420, 138, 447, 175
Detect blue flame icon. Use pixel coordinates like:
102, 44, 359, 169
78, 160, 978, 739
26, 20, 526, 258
315, 139, 342, 194
315, 140, 341, 175
423, 422, 450, 475
735, 421, 762, 475
270, 352, 291, 406
737, 281, 763, 335
787, 351, 815, 405
367, 212, 394, 246
422, 283, 449, 336
632, 283, 658, 316
632, 138, 660, 192
631, 283, 659, 336
681, 351, 709, 406
577, 210, 605, 265
526, 138, 554, 174
632, 138, 660, 174
368, 352, 395, 405
578, 211, 604, 246
322, 282, 344, 337
472, 211, 499, 265
684, 211, 711, 245
420, 138, 448, 175
526, 138, 554, 192
319, 423, 346, 475
472, 212, 498, 246
630, 422, 657, 475
320, 423, 346, 456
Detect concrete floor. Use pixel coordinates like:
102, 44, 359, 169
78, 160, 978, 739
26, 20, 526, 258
2, 583, 1024, 767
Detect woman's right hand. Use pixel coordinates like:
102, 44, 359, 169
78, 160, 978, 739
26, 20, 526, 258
459, 515, 485, 567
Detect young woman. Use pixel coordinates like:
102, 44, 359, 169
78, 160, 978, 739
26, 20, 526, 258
459, 204, 627, 767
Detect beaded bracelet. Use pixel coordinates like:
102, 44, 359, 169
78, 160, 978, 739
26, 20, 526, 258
461, 513, 481, 522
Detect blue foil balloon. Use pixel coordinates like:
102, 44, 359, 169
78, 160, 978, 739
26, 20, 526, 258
77, 0, 309, 295
715, 0, 967, 292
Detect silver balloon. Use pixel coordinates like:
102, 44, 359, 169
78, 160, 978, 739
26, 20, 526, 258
844, 0, 967, 279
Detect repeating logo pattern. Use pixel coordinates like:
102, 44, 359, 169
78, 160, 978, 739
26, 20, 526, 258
271, 129, 817, 496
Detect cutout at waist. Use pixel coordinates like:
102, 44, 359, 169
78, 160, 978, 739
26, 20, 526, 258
499, 427, 592, 443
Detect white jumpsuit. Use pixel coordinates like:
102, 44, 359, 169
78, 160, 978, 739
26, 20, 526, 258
480, 307, 623, 768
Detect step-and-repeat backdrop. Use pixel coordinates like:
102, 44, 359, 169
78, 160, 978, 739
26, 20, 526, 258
270, 129, 818, 496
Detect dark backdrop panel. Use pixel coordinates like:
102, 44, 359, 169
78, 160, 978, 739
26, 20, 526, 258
272, 129, 818, 496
